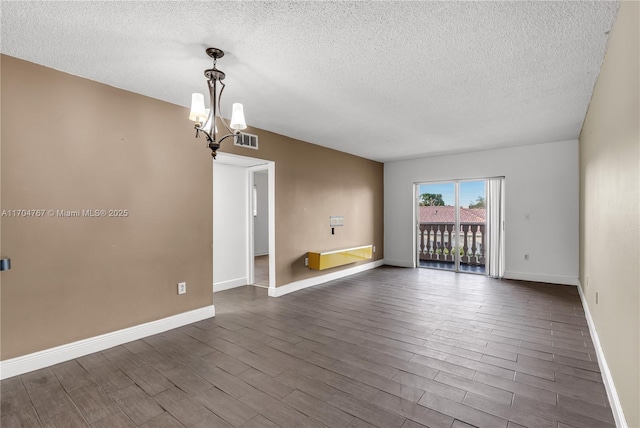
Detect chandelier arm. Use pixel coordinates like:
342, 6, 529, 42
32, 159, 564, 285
195, 124, 213, 143
216, 80, 235, 135
207, 78, 218, 144
218, 132, 240, 144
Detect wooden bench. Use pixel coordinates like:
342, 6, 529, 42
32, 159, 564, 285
307, 245, 373, 270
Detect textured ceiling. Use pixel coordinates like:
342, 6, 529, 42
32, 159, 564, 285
1, 1, 619, 162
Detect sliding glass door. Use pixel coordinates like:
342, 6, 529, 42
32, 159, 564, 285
416, 180, 487, 274
417, 182, 457, 271
459, 180, 487, 273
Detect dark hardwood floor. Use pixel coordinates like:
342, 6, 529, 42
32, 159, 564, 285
1, 267, 615, 427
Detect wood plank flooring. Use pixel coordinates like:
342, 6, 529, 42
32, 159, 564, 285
1, 267, 615, 427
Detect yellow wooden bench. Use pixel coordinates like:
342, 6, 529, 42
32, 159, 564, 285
307, 245, 373, 270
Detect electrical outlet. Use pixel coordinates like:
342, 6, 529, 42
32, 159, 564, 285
586, 276, 589, 287
373, 246, 376, 253
524, 254, 529, 261
304, 257, 309, 267
525, 213, 530, 220
178, 282, 186, 295
596, 292, 599, 304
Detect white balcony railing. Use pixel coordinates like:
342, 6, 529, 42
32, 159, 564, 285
418, 222, 485, 266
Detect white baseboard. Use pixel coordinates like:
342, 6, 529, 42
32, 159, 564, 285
576, 281, 628, 428
383, 259, 414, 268
213, 277, 248, 292
268, 259, 385, 297
0, 305, 215, 380
503, 271, 578, 286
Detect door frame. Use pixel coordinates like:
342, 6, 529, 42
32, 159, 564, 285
247, 163, 275, 289
214, 153, 276, 293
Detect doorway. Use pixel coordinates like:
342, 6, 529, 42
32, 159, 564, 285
249, 168, 270, 288
213, 153, 275, 293
416, 180, 487, 274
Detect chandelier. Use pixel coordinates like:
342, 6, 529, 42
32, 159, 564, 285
189, 47, 247, 158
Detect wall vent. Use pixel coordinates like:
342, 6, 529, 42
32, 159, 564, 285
234, 132, 258, 150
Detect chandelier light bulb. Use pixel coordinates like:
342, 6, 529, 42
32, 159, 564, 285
189, 93, 207, 123
230, 103, 247, 131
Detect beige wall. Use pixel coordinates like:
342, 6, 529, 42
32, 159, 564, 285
579, 2, 639, 427
0, 55, 383, 360
221, 128, 383, 287
1, 55, 215, 359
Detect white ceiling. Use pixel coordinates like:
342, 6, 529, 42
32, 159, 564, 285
1, 1, 619, 162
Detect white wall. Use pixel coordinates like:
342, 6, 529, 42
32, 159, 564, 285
384, 140, 579, 285
213, 163, 248, 291
253, 171, 269, 256
579, 2, 639, 425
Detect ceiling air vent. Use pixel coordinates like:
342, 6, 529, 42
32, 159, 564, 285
234, 132, 258, 150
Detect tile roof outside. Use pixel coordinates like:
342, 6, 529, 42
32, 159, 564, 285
419, 206, 485, 224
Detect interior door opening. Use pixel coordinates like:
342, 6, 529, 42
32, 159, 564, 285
416, 180, 487, 274
250, 169, 270, 287
213, 153, 275, 294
